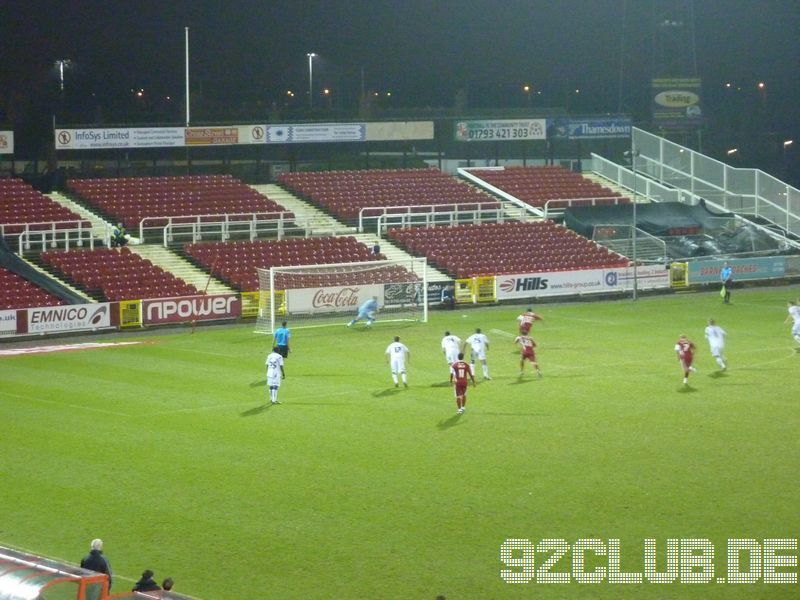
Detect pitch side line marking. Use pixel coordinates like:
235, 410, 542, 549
0, 390, 133, 418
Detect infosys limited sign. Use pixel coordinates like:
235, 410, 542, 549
27, 303, 112, 333
143, 294, 241, 325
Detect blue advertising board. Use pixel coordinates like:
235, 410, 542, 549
687, 257, 786, 284
547, 117, 632, 140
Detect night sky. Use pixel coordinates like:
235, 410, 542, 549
1, 1, 798, 138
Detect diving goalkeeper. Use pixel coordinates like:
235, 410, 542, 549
347, 296, 379, 328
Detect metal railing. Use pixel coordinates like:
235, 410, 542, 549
456, 166, 545, 217
542, 196, 631, 219
137, 212, 300, 246
4, 221, 95, 253
631, 127, 800, 237
590, 153, 685, 204
358, 201, 522, 234
592, 223, 668, 264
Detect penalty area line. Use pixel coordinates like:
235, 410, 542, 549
489, 328, 515, 338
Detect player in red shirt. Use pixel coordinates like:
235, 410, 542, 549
675, 334, 698, 385
517, 308, 543, 335
450, 352, 476, 414
514, 334, 542, 378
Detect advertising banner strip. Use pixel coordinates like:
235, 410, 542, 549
455, 119, 547, 142
495, 266, 669, 300
142, 294, 241, 325
55, 122, 432, 150
687, 257, 786, 284
0, 130, 14, 154
26, 303, 113, 334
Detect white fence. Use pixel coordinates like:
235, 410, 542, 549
5, 221, 95, 253
138, 212, 300, 246
632, 127, 800, 236
358, 202, 527, 234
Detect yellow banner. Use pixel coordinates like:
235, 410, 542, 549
474, 277, 496, 303
241, 292, 260, 318
119, 300, 141, 328
670, 262, 689, 288
454, 279, 474, 304
454, 277, 496, 304
257, 290, 286, 317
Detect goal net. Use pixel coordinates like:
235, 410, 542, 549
255, 257, 428, 333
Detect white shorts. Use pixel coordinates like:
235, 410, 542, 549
390, 360, 406, 374
267, 374, 282, 388
445, 351, 459, 364
709, 344, 724, 358
471, 349, 487, 361
792, 322, 800, 337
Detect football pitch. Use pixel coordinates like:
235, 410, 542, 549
1, 286, 799, 599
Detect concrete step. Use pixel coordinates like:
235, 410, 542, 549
252, 184, 354, 235
583, 173, 635, 202
128, 245, 233, 295
47, 192, 142, 243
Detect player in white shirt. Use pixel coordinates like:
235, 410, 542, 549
265, 346, 285, 404
704, 318, 727, 371
785, 300, 800, 348
385, 336, 410, 388
441, 330, 462, 366
465, 327, 491, 380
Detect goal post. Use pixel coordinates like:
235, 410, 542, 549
255, 257, 428, 333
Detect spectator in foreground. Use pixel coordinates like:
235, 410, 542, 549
80, 538, 113, 590
132, 569, 161, 592
111, 222, 128, 247
440, 285, 455, 310
162, 577, 174, 591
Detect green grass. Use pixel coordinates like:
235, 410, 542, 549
1, 286, 799, 599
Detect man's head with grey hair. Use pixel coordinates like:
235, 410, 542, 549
91, 539, 103, 551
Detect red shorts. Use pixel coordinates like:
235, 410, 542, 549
519, 323, 531, 335
521, 348, 536, 362
454, 382, 468, 397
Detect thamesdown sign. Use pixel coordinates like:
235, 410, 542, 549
547, 118, 632, 140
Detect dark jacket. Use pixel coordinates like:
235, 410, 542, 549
81, 549, 113, 589
132, 576, 161, 592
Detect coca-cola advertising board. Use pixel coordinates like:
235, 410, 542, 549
143, 294, 241, 325
285, 285, 384, 315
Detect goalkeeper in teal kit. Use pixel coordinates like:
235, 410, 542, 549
347, 296, 379, 328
